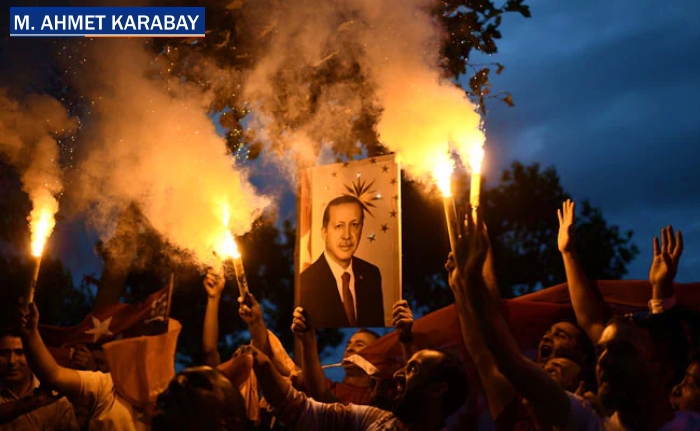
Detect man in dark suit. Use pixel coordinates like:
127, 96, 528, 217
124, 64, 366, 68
300, 195, 384, 328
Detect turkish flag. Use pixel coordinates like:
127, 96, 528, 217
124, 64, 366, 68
41, 283, 173, 368
40, 283, 173, 349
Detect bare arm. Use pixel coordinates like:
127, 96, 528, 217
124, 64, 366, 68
20, 304, 82, 398
453, 225, 571, 429
446, 254, 516, 420
240, 344, 386, 431
482, 234, 502, 303
291, 307, 341, 403
202, 271, 224, 366
391, 300, 418, 363
558, 200, 606, 344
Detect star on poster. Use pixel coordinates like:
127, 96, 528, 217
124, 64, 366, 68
297, 154, 401, 328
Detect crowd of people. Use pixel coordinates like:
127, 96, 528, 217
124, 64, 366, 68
2, 199, 700, 430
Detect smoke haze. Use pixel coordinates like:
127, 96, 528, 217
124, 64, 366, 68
0, 90, 77, 252
67, 39, 270, 267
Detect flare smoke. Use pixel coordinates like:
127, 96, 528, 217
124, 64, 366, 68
241, 0, 485, 179
69, 40, 270, 267
0, 90, 77, 253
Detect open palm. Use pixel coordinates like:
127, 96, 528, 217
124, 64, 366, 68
557, 199, 575, 253
649, 225, 683, 288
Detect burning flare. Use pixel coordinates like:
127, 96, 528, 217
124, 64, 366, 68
30, 206, 55, 258
217, 206, 241, 259
469, 145, 484, 210
434, 156, 461, 259
468, 146, 485, 176
434, 159, 454, 197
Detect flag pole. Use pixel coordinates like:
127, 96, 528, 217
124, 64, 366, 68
293, 165, 305, 366
164, 272, 174, 323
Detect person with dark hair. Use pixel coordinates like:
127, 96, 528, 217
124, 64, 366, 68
0, 326, 79, 430
151, 366, 249, 431
235, 342, 469, 431
291, 301, 415, 406
452, 219, 700, 430
300, 195, 384, 328
444, 217, 592, 431
557, 199, 684, 348
671, 353, 700, 413
15, 302, 181, 431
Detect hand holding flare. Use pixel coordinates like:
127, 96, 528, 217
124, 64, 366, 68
216, 207, 251, 306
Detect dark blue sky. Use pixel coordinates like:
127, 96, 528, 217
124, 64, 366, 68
469, 0, 700, 283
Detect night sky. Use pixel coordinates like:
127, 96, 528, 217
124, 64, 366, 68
2, 1, 700, 370
472, 0, 700, 283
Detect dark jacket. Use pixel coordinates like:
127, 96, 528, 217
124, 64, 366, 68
300, 254, 384, 328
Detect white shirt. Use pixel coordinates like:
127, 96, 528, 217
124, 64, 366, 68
73, 371, 148, 431
325, 250, 358, 318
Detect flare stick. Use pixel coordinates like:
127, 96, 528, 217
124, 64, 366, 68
26, 256, 42, 305
443, 196, 461, 257
470, 172, 481, 224
232, 255, 250, 299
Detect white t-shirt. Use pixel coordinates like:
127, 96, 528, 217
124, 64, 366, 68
566, 392, 700, 431
73, 371, 148, 431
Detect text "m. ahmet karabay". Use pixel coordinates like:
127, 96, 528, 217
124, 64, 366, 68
14, 14, 200, 32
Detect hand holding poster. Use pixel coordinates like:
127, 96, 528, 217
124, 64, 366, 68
297, 155, 401, 328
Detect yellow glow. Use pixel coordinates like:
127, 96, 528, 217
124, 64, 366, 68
30, 209, 53, 257
469, 146, 485, 175
217, 206, 241, 259
433, 159, 454, 197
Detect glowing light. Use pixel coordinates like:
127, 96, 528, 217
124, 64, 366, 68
469, 146, 485, 176
218, 206, 241, 259
433, 159, 453, 197
30, 209, 54, 257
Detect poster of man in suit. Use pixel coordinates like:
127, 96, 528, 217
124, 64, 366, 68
297, 155, 401, 328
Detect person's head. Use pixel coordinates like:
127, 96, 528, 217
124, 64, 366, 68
538, 320, 593, 367
322, 196, 364, 268
342, 329, 380, 374
0, 328, 31, 389
151, 366, 248, 431
392, 349, 469, 425
670, 355, 700, 412
595, 317, 657, 412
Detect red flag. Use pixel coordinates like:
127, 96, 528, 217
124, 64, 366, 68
41, 282, 173, 352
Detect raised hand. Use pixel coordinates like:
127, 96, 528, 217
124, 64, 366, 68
557, 199, 575, 253
18, 303, 39, 336
649, 225, 684, 294
69, 345, 95, 371
291, 307, 315, 342
463, 218, 490, 278
238, 293, 263, 327
203, 269, 225, 299
232, 344, 270, 369
391, 300, 414, 338
445, 215, 490, 297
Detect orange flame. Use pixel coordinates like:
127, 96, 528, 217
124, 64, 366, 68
433, 159, 454, 197
30, 208, 54, 257
217, 206, 241, 259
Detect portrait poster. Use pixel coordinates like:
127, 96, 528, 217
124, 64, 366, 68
297, 154, 401, 328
